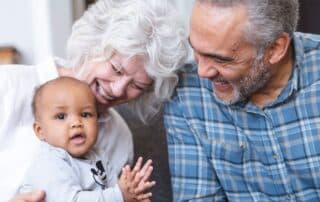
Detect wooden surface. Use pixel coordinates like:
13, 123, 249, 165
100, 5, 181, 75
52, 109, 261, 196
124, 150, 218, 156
0, 46, 19, 64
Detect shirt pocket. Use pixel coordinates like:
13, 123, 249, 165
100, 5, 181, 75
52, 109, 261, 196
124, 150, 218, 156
209, 142, 247, 189
211, 142, 246, 164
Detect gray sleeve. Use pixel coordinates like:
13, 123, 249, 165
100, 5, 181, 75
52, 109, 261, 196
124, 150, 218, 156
20, 146, 124, 202
72, 184, 123, 202
94, 108, 134, 177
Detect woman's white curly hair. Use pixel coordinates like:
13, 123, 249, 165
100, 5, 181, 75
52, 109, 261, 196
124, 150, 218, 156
66, 0, 189, 122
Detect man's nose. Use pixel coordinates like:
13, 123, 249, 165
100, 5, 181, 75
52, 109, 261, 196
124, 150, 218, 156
197, 56, 218, 79
111, 77, 130, 97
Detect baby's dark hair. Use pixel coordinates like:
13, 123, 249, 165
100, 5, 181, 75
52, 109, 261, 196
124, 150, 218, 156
31, 76, 97, 120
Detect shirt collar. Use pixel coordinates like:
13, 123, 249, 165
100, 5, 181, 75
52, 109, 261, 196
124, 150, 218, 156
265, 33, 302, 107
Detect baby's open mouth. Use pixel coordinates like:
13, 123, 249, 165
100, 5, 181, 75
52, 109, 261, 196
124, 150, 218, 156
70, 133, 86, 145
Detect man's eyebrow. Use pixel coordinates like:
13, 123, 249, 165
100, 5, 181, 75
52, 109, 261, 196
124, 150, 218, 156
188, 37, 234, 62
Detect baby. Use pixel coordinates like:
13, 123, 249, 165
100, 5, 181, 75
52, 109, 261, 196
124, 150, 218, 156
19, 77, 155, 202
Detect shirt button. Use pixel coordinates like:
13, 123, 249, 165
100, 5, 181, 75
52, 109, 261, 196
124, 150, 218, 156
286, 195, 291, 201
240, 143, 246, 149
273, 154, 278, 160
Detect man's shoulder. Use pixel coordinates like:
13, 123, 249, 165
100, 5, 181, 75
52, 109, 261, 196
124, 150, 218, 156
177, 62, 200, 88
293, 32, 320, 89
172, 62, 213, 99
293, 32, 320, 57
294, 32, 320, 43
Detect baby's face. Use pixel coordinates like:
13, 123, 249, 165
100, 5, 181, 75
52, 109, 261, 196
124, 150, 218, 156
34, 78, 98, 158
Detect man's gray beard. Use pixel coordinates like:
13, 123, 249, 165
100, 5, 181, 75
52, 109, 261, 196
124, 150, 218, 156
214, 59, 271, 105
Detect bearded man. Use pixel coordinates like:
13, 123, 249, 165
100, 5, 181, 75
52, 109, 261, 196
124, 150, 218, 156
165, 0, 320, 201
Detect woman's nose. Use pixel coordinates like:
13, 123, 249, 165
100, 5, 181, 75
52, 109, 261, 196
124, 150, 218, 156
111, 77, 130, 97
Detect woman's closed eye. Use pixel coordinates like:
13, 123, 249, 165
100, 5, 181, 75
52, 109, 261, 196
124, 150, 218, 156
130, 80, 153, 91
130, 82, 145, 91
111, 64, 122, 75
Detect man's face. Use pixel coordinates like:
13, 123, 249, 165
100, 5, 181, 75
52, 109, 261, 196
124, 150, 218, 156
189, 2, 271, 104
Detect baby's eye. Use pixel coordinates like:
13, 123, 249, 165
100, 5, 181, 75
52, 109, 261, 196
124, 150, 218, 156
81, 112, 93, 118
55, 113, 66, 120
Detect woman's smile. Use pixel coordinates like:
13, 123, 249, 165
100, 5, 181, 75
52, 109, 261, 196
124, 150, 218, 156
92, 80, 116, 105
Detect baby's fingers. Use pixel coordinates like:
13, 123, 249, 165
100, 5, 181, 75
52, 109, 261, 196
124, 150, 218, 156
131, 169, 144, 188
133, 157, 143, 173
140, 159, 152, 175
136, 192, 152, 201
140, 199, 151, 202
140, 165, 153, 182
135, 181, 156, 194
128, 157, 143, 181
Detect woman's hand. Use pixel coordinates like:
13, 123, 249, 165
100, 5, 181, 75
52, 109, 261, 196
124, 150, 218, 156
9, 190, 45, 202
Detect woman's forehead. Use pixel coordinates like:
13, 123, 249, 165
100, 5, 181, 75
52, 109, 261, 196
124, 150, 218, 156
112, 52, 145, 66
111, 53, 150, 77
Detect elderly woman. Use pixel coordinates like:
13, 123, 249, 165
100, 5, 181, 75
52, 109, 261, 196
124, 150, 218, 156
1, 0, 189, 201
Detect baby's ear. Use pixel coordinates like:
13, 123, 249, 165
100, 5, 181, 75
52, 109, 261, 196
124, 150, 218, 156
33, 121, 45, 141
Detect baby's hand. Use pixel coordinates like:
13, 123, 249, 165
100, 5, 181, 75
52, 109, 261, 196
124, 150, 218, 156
119, 157, 156, 202
9, 190, 45, 202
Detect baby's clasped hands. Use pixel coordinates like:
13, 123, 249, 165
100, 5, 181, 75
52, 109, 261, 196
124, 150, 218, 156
119, 157, 156, 202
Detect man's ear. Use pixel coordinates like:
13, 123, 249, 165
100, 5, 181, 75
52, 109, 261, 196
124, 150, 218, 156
265, 32, 291, 65
33, 121, 45, 141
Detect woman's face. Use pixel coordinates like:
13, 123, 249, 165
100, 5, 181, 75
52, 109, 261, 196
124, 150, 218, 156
78, 53, 153, 108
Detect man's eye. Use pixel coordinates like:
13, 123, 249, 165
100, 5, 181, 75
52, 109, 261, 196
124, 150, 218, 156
81, 112, 93, 118
55, 113, 66, 120
213, 56, 233, 64
214, 58, 228, 64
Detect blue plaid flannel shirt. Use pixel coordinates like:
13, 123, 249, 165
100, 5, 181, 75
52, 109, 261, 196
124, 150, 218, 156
164, 32, 320, 202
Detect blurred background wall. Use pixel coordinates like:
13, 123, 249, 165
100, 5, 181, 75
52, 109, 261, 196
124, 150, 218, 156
297, 0, 320, 34
0, 0, 73, 64
1, 0, 318, 65
0, 0, 194, 64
